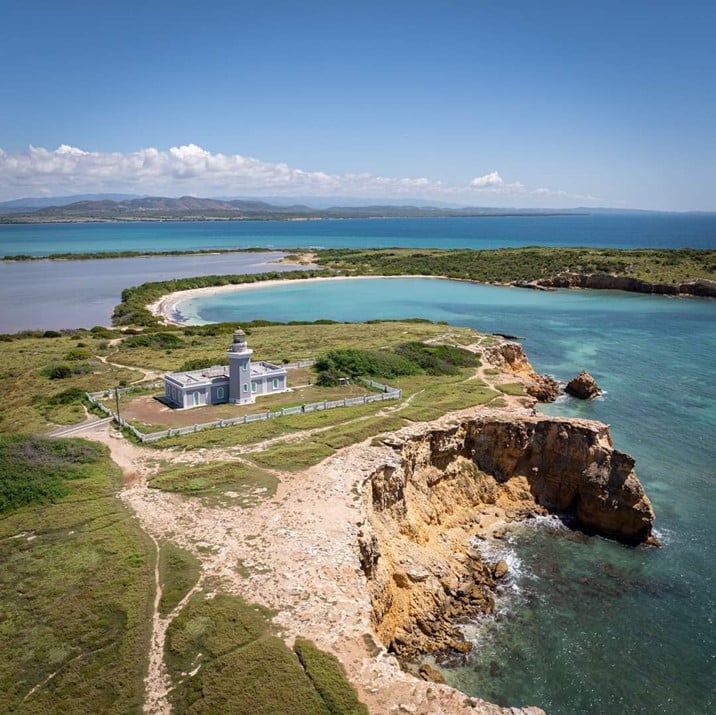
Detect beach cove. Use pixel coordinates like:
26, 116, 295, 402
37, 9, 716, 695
145, 275, 715, 714
1, 218, 714, 713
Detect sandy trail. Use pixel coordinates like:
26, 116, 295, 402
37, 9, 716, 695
82, 410, 532, 715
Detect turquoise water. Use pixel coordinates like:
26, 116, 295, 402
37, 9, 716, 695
1, 213, 715, 256
181, 277, 715, 714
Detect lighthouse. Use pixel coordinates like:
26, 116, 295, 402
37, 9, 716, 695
227, 328, 254, 404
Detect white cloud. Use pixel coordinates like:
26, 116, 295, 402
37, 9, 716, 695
469, 171, 526, 193
0, 144, 598, 206
470, 171, 505, 188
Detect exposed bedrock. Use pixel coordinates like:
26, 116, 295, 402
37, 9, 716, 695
527, 272, 716, 297
480, 342, 559, 402
359, 415, 656, 659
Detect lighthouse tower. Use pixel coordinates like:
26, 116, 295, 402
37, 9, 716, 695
227, 328, 254, 404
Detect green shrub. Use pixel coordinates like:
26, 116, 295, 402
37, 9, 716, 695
395, 342, 479, 375
124, 332, 184, 350
90, 325, 115, 338
179, 356, 228, 371
44, 364, 73, 380
315, 371, 339, 387
45, 387, 86, 405
314, 349, 421, 380
0, 435, 105, 512
64, 347, 92, 361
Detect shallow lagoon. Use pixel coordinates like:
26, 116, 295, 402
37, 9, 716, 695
181, 276, 715, 714
0, 252, 293, 333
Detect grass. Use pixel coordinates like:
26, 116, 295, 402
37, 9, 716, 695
294, 638, 369, 715
158, 543, 202, 618
0, 436, 153, 714
149, 461, 278, 507
317, 415, 407, 450
112, 380, 377, 431
0, 434, 106, 512
109, 320, 479, 373
249, 441, 336, 472
165, 592, 366, 715
495, 382, 526, 396
156, 417, 295, 450
0, 331, 139, 434
396, 373, 498, 422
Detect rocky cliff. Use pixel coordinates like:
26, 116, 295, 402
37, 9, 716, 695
480, 342, 559, 401
358, 414, 656, 659
519, 272, 716, 297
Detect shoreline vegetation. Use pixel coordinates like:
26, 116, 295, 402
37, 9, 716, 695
101, 247, 716, 328
0, 246, 279, 261
0, 246, 712, 713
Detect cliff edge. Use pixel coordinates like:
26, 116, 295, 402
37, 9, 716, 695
358, 414, 656, 660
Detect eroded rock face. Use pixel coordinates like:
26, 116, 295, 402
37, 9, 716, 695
480, 342, 559, 402
360, 415, 656, 659
530, 272, 716, 297
566, 370, 602, 399
525, 374, 560, 402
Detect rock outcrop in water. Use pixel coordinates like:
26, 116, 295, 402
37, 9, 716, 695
358, 414, 656, 659
566, 370, 602, 399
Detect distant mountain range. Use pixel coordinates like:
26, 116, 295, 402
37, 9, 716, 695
0, 194, 589, 222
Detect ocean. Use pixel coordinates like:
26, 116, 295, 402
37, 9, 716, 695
2, 217, 715, 713
1, 213, 715, 257
178, 277, 715, 715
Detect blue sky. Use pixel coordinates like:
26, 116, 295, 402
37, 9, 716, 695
1, 0, 714, 209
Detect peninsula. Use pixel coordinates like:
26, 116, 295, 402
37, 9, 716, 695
0, 315, 657, 715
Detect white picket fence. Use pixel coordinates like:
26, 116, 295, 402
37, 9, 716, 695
86, 376, 400, 444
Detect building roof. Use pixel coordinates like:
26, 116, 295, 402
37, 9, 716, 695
165, 361, 285, 389
250, 360, 287, 376
165, 366, 230, 387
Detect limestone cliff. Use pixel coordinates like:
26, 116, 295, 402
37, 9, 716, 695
358, 415, 656, 659
521, 272, 716, 297
480, 342, 559, 401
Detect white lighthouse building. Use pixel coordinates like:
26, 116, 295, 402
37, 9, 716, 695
163, 328, 288, 409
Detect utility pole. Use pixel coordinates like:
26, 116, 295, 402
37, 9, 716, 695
115, 385, 121, 424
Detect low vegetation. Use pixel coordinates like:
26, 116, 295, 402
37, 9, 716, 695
314, 342, 479, 385
165, 592, 367, 715
158, 543, 202, 617
108, 247, 715, 329
0, 435, 153, 714
113, 269, 326, 326
0, 329, 137, 433
149, 461, 278, 507
294, 639, 369, 715
110, 319, 472, 373
0, 434, 105, 512
316, 246, 716, 285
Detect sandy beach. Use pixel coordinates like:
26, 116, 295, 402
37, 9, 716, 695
148, 275, 416, 325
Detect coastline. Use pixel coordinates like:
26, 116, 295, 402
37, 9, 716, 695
145, 272, 716, 325
148, 275, 439, 325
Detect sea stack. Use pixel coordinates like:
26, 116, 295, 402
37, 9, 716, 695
566, 370, 602, 399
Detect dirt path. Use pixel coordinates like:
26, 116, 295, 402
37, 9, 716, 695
96, 352, 163, 384
81, 400, 539, 715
